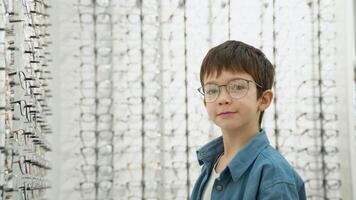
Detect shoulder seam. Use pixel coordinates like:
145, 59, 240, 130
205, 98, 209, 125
258, 147, 296, 192
260, 180, 296, 193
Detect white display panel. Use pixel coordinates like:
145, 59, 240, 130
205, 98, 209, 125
45, 0, 356, 200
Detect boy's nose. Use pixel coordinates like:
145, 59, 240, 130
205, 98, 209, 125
217, 86, 232, 105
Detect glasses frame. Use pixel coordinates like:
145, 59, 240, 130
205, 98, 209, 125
197, 78, 263, 102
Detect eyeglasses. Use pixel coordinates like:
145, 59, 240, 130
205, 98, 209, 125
298, 145, 338, 157
0, 0, 53, 199
307, 194, 342, 200
305, 178, 341, 190
76, 0, 112, 8
301, 95, 338, 105
78, 129, 114, 147
78, 12, 112, 24
79, 180, 113, 198
79, 164, 114, 181
197, 78, 262, 103
296, 112, 338, 129
300, 128, 339, 141
298, 161, 340, 175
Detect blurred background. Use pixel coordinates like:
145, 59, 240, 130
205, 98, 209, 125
1, 0, 356, 199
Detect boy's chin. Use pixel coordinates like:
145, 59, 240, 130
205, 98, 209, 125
216, 122, 241, 131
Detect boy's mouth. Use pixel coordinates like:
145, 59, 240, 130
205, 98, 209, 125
217, 111, 236, 117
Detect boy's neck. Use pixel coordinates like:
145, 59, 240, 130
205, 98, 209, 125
220, 124, 260, 164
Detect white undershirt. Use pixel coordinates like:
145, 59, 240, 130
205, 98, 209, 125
202, 154, 222, 200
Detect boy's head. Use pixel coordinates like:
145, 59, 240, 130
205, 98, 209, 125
199, 40, 275, 129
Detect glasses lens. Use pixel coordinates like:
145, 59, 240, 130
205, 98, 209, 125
97, 13, 111, 24
203, 84, 219, 102
227, 79, 248, 99
79, 0, 92, 6
97, 0, 110, 7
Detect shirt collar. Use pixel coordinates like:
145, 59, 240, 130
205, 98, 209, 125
196, 136, 224, 166
196, 129, 270, 181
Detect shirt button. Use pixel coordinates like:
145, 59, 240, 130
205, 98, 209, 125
216, 184, 223, 191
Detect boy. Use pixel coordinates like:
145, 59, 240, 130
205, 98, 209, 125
191, 40, 306, 200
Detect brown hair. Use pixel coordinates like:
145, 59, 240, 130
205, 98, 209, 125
200, 40, 275, 126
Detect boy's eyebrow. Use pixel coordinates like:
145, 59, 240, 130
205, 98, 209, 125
204, 80, 222, 85
204, 77, 250, 85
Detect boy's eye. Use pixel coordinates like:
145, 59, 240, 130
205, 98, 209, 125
205, 87, 219, 95
229, 83, 247, 92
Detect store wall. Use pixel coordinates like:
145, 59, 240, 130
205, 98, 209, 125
1, 0, 355, 200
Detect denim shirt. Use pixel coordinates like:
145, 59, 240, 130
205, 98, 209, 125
190, 129, 306, 200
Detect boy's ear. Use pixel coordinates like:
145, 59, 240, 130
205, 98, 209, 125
258, 89, 273, 111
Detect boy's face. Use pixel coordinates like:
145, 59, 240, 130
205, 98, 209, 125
203, 70, 272, 132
